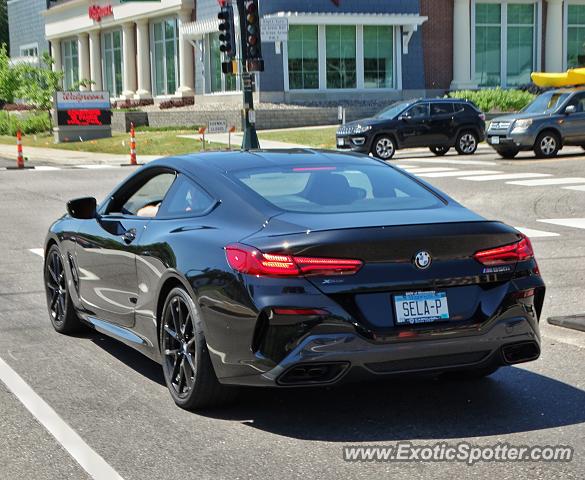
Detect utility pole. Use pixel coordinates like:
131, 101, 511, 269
235, 0, 262, 150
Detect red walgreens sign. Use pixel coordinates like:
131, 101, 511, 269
57, 109, 111, 127
88, 5, 113, 22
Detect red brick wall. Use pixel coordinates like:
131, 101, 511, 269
420, 0, 454, 90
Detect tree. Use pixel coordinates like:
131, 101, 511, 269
0, 0, 8, 51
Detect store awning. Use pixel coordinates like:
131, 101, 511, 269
263, 11, 427, 27
181, 17, 220, 38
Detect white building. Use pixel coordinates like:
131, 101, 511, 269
44, 0, 196, 100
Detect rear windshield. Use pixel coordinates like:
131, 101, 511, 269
231, 164, 445, 214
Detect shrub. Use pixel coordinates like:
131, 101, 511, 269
159, 97, 195, 109
0, 111, 51, 136
447, 88, 535, 113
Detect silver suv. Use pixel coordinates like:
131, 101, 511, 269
487, 88, 585, 158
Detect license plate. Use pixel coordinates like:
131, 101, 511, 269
394, 291, 449, 325
491, 136, 500, 145
337, 138, 345, 147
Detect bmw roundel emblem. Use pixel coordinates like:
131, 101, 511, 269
414, 251, 432, 270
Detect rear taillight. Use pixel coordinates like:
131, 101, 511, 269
473, 236, 534, 266
225, 243, 363, 277
479, 112, 486, 121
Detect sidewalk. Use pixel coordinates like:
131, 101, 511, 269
0, 143, 159, 168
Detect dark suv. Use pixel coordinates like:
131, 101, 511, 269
487, 88, 585, 159
336, 99, 486, 160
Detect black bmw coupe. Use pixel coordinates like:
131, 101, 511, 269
44, 150, 544, 409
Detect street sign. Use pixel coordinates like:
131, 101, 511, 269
261, 17, 288, 42
208, 120, 228, 134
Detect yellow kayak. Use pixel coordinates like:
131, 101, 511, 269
531, 68, 585, 87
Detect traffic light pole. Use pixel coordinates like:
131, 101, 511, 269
236, 0, 260, 150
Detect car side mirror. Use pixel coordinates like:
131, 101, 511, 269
67, 197, 97, 219
565, 105, 577, 115
399, 114, 411, 122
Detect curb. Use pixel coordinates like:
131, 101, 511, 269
547, 315, 585, 333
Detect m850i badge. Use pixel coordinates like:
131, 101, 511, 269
483, 265, 513, 274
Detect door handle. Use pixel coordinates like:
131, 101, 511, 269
122, 228, 137, 244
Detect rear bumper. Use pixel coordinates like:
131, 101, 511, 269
220, 311, 541, 387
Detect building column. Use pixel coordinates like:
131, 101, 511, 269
78, 33, 90, 91
176, 11, 195, 97
89, 31, 102, 91
450, 0, 476, 89
51, 39, 63, 88
546, 0, 564, 72
135, 19, 152, 99
122, 22, 137, 98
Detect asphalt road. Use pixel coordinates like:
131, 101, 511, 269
1, 146, 585, 480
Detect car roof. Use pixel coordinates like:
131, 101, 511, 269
550, 87, 585, 94
148, 149, 386, 175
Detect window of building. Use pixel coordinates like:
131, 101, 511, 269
475, 3, 502, 86
103, 30, 123, 97
363, 26, 394, 89
152, 18, 179, 96
288, 25, 319, 90
506, 3, 535, 85
568, 5, 585, 68
208, 32, 238, 93
20, 44, 39, 58
62, 39, 79, 91
475, 2, 537, 87
326, 25, 357, 89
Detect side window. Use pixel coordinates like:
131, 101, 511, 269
109, 172, 176, 217
567, 93, 585, 112
406, 103, 429, 119
158, 175, 215, 217
430, 103, 454, 116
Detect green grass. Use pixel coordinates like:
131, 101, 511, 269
0, 131, 230, 156
258, 127, 338, 149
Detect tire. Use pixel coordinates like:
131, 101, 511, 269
455, 130, 479, 155
442, 365, 500, 381
534, 131, 560, 158
430, 146, 450, 156
44, 244, 81, 334
496, 148, 519, 159
160, 287, 236, 410
371, 135, 396, 160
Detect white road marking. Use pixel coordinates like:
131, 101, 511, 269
418, 170, 501, 178
32, 166, 61, 171
563, 185, 585, 192
514, 227, 560, 238
507, 177, 585, 186
75, 165, 117, 170
392, 158, 497, 166
402, 167, 458, 173
459, 173, 552, 182
0, 356, 125, 480
29, 248, 44, 258
538, 218, 585, 230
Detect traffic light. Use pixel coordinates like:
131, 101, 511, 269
243, 0, 264, 72
218, 5, 236, 59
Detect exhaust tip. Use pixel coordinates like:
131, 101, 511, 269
502, 341, 540, 364
277, 362, 349, 386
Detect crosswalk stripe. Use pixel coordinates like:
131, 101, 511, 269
514, 227, 560, 238
459, 173, 552, 182
507, 177, 585, 186
418, 170, 500, 178
563, 185, 585, 192
538, 218, 585, 230
75, 164, 118, 169
31, 166, 61, 171
391, 158, 497, 166
401, 167, 457, 173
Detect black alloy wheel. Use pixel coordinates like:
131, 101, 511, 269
160, 287, 236, 409
44, 245, 79, 334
